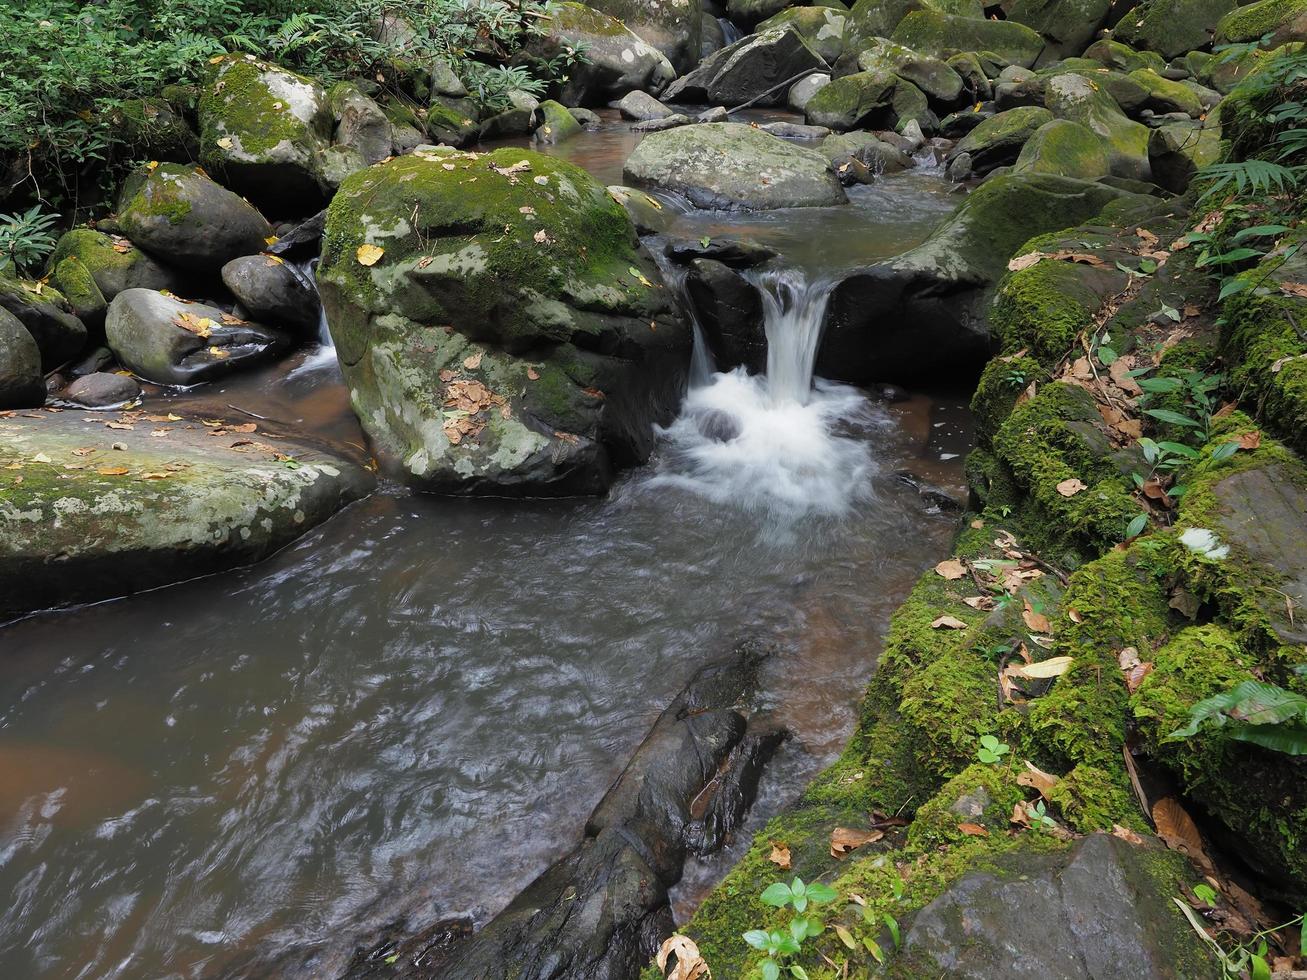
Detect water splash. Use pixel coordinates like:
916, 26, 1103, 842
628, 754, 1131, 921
287, 258, 339, 377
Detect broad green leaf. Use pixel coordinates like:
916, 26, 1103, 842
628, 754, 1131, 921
744, 929, 770, 950
864, 936, 885, 963
1233, 224, 1290, 242
790, 967, 810, 980
884, 913, 901, 948
1136, 377, 1183, 394
1219, 277, 1251, 300
1097, 345, 1119, 366
1208, 441, 1240, 463
1144, 408, 1202, 428
1251, 953, 1271, 980
806, 882, 838, 905
834, 924, 856, 950
760, 882, 793, 907
1159, 302, 1181, 322
1126, 513, 1148, 539
761, 958, 780, 980
1156, 441, 1200, 458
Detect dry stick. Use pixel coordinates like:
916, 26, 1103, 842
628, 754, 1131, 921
226, 404, 277, 422
724, 68, 830, 116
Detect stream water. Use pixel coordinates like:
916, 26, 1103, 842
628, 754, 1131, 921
0, 112, 972, 979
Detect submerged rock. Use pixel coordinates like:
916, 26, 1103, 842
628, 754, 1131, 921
0, 412, 374, 620
623, 122, 847, 209
317, 148, 690, 495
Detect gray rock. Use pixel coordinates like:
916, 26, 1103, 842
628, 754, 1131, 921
1045, 72, 1152, 181
0, 308, 44, 409
569, 106, 602, 129
618, 90, 675, 120
948, 105, 1054, 175
68, 346, 115, 378
0, 412, 374, 620
531, 2, 676, 104
946, 149, 973, 181
478, 106, 536, 139
117, 163, 273, 273
788, 72, 832, 112
623, 122, 848, 210
60, 372, 140, 408
902, 834, 1215, 977
106, 289, 292, 386
221, 254, 320, 333
820, 132, 914, 183
607, 185, 679, 235
631, 113, 693, 132
697, 105, 730, 123
589, 0, 705, 73
329, 82, 393, 168
663, 26, 828, 107
0, 274, 87, 370
759, 121, 832, 139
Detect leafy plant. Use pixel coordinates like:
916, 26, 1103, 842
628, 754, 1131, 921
745, 878, 838, 979
1020, 799, 1057, 833
1175, 896, 1305, 980
976, 734, 1009, 765
1169, 680, 1307, 755
0, 206, 60, 275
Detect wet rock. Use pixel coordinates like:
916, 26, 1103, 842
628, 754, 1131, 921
892, 9, 1046, 68
665, 238, 777, 268
822, 173, 1146, 382
623, 122, 847, 209
569, 106, 603, 129
0, 308, 45, 409
804, 69, 897, 131
758, 120, 832, 139
939, 106, 991, 137
857, 38, 966, 107
685, 258, 767, 372
0, 412, 374, 621
48, 255, 107, 332
696, 105, 730, 123
1114, 0, 1237, 60
534, 99, 584, 144
630, 113, 693, 132
60, 372, 140, 408
821, 131, 915, 183
317, 149, 690, 495
324, 82, 394, 180
0, 274, 87, 370
618, 91, 674, 121
68, 345, 115, 378
199, 55, 334, 213
696, 407, 742, 442
757, 5, 848, 63
266, 210, 328, 260
787, 72, 832, 112
607, 184, 678, 235
868, 381, 910, 402
531, 3, 676, 105
221, 254, 321, 334
663, 26, 827, 107
946, 149, 973, 181
117, 162, 273, 274
478, 106, 536, 140
106, 289, 292, 386
1044, 72, 1152, 181
588, 0, 704, 73
901, 834, 1215, 977
46, 228, 182, 303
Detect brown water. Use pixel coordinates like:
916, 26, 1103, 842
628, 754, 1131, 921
0, 114, 971, 979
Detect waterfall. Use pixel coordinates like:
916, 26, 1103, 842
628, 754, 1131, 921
748, 268, 833, 407
286, 257, 339, 376
718, 17, 743, 46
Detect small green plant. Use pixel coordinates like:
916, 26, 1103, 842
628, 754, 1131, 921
976, 734, 1009, 765
0, 206, 60, 276
1169, 680, 1307, 755
744, 877, 838, 979
1021, 799, 1057, 833
1175, 896, 1305, 980
1004, 366, 1029, 388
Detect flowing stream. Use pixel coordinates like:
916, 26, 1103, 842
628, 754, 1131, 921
0, 111, 972, 979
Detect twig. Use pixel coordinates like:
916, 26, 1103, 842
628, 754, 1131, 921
725, 67, 830, 115
1121, 744, 1153, 824
226, 403, 277, 422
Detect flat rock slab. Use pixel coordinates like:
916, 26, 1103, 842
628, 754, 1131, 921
1213, 462, 1307, 644
0, 410, 374, 619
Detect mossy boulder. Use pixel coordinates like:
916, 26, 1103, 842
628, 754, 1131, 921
857, 39, 965, 104
950, 105, 1054, 173
107, 96, 199, 162
892, 9, 1047, 68
198, 55, 333, 214
725, 0, 794, 26
0, 412, 373, 620
623, 122, 847, 209
0, 274, 87, 370
1082, 38, 1168, 73
317, 149, 690, 495
588, 0, 703, 72
758, 5, 849, 63
907, 763, 1025, 849
1009, 0, 1112, 64
822, 174, 1144, 383
804, 69, 899, 129
1114, 0, 1238, 59
47, 228, 181, 303
1128, 67, 1205, 116
1148, 119, 1223, 191
531, 3, 676, 105
1044, 72, 1152, 180
991, 254, 1129, 364
533, 99, 583, 144
105, 289, 292, 385
0, 308, 44, 409
50, 256, 107, 330
1215, 0, 1307, 46
664, 26, 828, 107
845, 0, 984, 50
1014, 118, 1112, 178
116, 163, 273, 273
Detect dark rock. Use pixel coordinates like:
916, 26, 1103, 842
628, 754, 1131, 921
663, 26, 827, 107
0, 274, 87, 370
570, 106, 603, 129
478, 106, 535, 139
0, 308, 45, 409
106, 289, 292, 386
69, 345, 115, 378
60, 372, 141, 408
696, 408, 742, 442
686, 258, 766, 372
901, 834, 1215, 977
665, 238, 778, 268
630, 113, 693, 132
868, 381, 910, 402
758, 121, 832, 139
266, 210, 327, 260
221, 254, 321, 334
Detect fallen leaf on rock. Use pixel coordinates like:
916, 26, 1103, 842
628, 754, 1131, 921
526, 366, 540, 381
1108, 357, 1142, 396
229, 422, 257, 433
1017, 761, 1060, 799
1136, 227, 1159, 246
208, 346, 230, 359
1280, 281, 1307, 298
139, 471, 173, 480
1112, 823, 1145, 845
71, 447, 96, 456
1022, 601, 1052, 634
1124, 661, 1153, 693
1070, 356, 1094, 380
1142, 476, 1173, 509
1010, 802, 1032, 829
1008, 251, 1046, 272
768, 841, 791, 869
31, 452, 52, 463
1013, 656, 1073, 678
934, 558, 967, 580
96, 466, 129, 476
1056, 478, 1087, 497
931, 615, 968, 630
831, 826, 883, 858
463, 351, 483, 370
957, 822, 989, 837
656, 934, 711, 980
963, 596, 995, 611
1153, 798, 1212, 870
533, 229, 550, 244
1068, 608, 1083, 623
355, 243, 384, 266
1237, 430, 1261, 450
970, 518, 985, 529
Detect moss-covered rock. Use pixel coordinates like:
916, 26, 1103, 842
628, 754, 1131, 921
0, 274, 87, 370
623, 122, 847, 209
1082, 38, 1168, 73
990, 253, 1127, 364
317, 148, 690, 495
50, 256, 107, 330
1215, 0, 1307, 46
951, 105, 1054, 174
107, 96, 199, 162
588, 0, 703, 72
845, 0, 984, 51
1044, 72, 1152, 180
856, 39, 965, 105
1114, 0, 1238, 59
1009, 0, 1112, 64
1014, 118, 1111, 178
533, 99, 583, 144
1148, 119, 1223, 192
892, 9, 1047, 68
0, 412, 374, 620
906, 763, 1026, 849
804, 69, 899, 130
46, 228, 181, 303
532, 2, 676, 105
117, 162, 273, 273
1128, 67, 1205, 116
198, 54, 333, 214
758, 5, 848, 63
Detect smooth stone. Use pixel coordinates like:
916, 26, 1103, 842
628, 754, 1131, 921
60, 372, 140, 408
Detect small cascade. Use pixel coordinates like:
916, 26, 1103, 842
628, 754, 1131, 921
718, 17, 744, 46
750, 267, 833, 407
285, 257, 339, 376
649, 249, 717, 388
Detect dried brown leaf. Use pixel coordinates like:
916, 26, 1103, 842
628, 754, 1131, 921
830, 826, 884, 858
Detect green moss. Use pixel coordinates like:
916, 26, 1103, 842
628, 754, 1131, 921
1082, 38, 1168, 73
804, 70, 896, 130
1013, 119, 1112, 179
990, 261, 1104, 365
1216, 0, 1307, 43
1224, 279, 1307, 460
1046, 763, 1145, 832
48, 228, 135, 281
954, 106, 1054, 164
906, 762, 1025, 848
970, 355, 1042, 445
552, 1, 635, 38
51, 256, 105, 322
198, 55, 328, 162
118, 163, 194, 226
891, 9, 1045, 66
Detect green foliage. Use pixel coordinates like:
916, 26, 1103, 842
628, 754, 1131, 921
976, 733, 1010, 765
0, 206, 60, 275
1169, 679, 1307, 754
747, 878, 838, 978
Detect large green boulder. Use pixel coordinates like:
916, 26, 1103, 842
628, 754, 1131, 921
0, 275, 86, 369
317, 148, 690, 495
588, 0, 703, 72
1215, 0, 1307, 46
1009, 0, 1112, 64
623, 122, 848, 208
758, 5, 849, 63
117, 163, 273, 273
845, 0, 984, 50
1044, 72, 1152, 181
804, 69, 899, 129
823, 174, 1146, 382
0, 308, 43, 409
1014, 119, 1111, 178
892, 10, 1046, 67
46, 228, 181, 302
0, 412, 374, 619
532, 3, 676, 105
1148, 119, 1223, 191
1081, 38, 1167, 73
1128, 67, 1204, 116
858, 39, 966, 104
1114, 0, 1237, 59
198, 55, 334, 213
949, 105, 1054, 173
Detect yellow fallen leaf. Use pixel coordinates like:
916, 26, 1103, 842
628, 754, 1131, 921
216, 136, 234, 150
356, 243, 385, 266
767, 841, 791, 869
1056, 478, 1087, 497
463, 351, 483, 370
1013, 656, 1073, 679
97, 466, 130, 476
